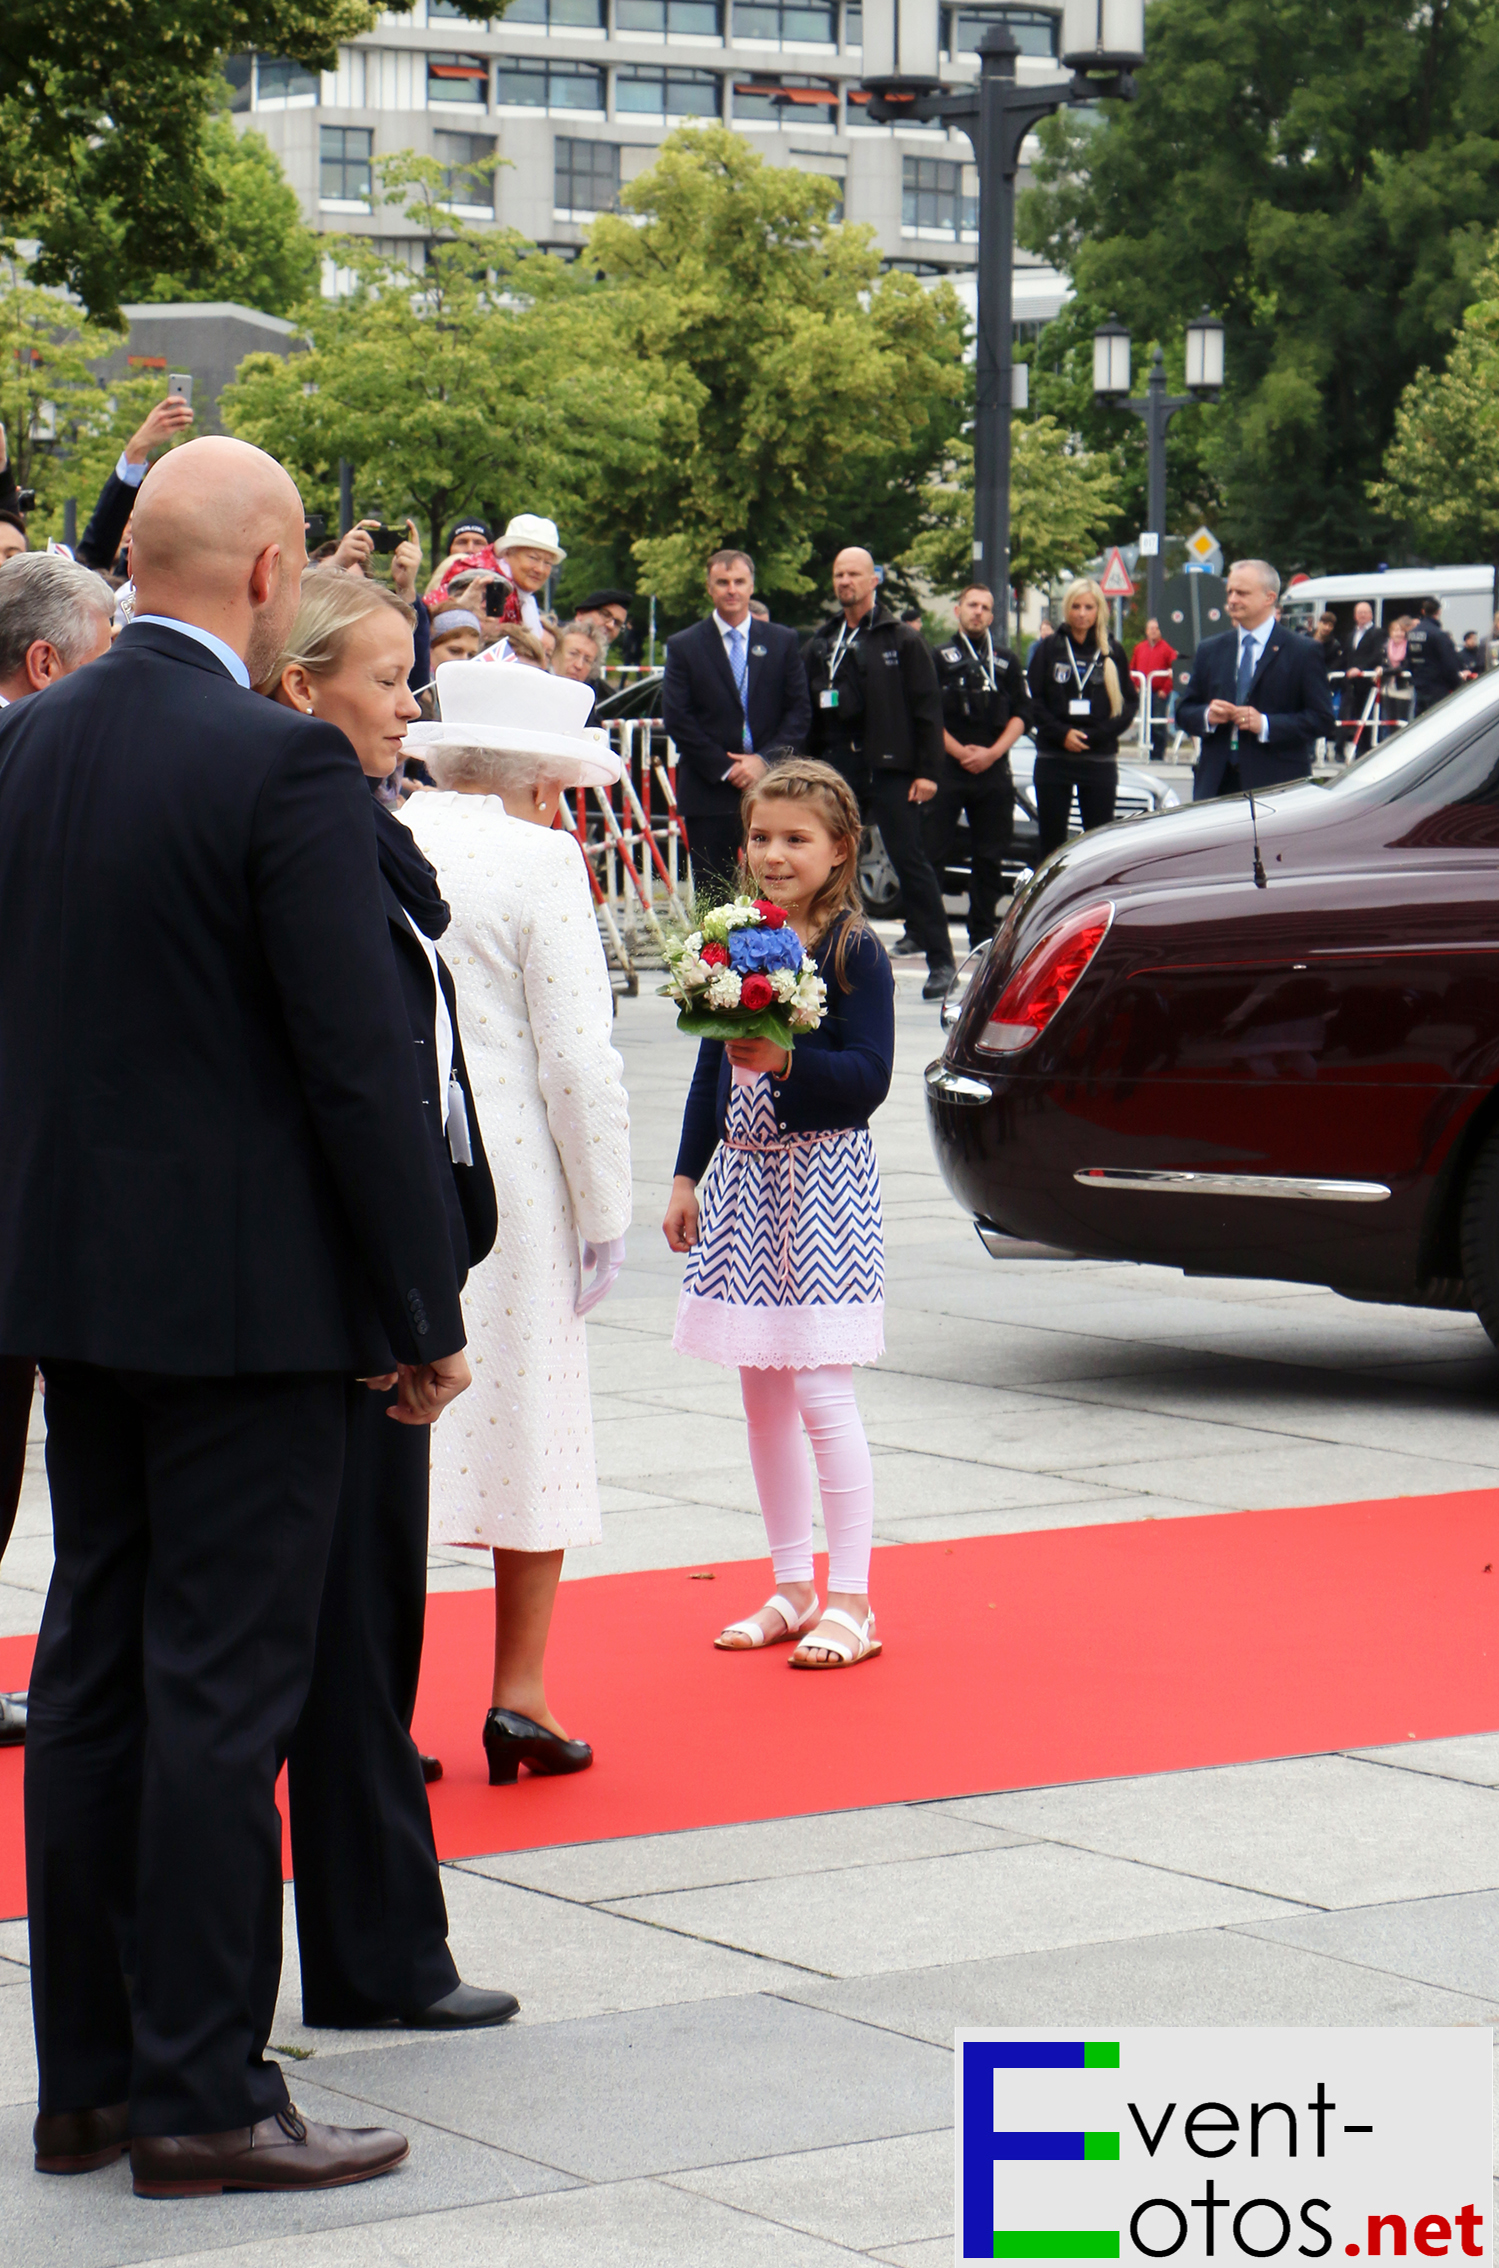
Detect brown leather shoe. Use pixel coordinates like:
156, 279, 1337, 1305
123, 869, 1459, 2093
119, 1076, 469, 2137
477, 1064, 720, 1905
33, 2100, 130, 2174
131, 2103, 408, 2197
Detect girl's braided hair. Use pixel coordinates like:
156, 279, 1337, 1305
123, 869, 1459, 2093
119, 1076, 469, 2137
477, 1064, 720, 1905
740, 757, 872, 986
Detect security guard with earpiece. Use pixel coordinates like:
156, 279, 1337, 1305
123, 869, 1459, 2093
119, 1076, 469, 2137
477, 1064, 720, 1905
926, 582, 1032, 948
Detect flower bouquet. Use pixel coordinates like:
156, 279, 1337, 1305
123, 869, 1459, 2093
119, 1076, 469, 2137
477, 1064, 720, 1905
661, 896, 827, 1058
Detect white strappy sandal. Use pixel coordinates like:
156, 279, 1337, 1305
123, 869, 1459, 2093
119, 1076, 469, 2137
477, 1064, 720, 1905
789, 1606, 881, 1670
715, 1593, 822, 1651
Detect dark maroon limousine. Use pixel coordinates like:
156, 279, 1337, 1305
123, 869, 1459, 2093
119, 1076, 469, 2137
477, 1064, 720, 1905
925, 671, 1499, 1346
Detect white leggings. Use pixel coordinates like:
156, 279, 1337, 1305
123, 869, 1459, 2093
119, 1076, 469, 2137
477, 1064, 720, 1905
738, 1364, 874, 1596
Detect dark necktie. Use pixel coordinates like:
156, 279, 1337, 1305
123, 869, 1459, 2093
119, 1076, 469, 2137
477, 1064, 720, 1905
1236, 632, 1256, 705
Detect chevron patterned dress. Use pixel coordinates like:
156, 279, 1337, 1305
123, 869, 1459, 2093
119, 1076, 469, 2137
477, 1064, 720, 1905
673, 1071, 884, 1370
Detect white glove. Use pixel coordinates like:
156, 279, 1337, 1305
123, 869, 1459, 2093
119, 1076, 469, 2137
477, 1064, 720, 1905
576, 1235, 626, 1317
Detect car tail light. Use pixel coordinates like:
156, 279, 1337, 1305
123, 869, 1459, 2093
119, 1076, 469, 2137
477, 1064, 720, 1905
975, 899, 1115, 1055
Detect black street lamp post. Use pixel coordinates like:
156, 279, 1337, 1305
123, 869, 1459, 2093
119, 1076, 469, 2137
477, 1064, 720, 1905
1093, 314, 1224, 623
860, 0, 1145, 635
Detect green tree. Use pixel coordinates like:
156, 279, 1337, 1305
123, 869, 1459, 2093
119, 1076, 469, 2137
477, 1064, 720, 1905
909, 418, 1121, 597
1371, 247, 1499, 558
1, 0, 399, 321
583, 126, 966, 618
137, 118, 318, 317
0, 250, 120, 505
221, 155, 662, 562
1019, 0, 1499, 569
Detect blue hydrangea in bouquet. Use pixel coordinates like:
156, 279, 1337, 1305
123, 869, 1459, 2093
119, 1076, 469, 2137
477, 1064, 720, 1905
661, 895, 827, 1051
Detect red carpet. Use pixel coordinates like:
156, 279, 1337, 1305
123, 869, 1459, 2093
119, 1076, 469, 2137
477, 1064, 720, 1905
2, 1488, 1497, 1920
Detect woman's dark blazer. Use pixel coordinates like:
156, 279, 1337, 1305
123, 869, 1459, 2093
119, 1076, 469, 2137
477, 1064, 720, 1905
674, 918, 894, 1182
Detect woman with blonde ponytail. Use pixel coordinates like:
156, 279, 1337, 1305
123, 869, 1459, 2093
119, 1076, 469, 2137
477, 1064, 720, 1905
1025, 574, 1138, 858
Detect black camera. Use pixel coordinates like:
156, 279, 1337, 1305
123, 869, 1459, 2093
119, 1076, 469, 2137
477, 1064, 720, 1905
366, 524, 405, 555
483, 578, 515, 618
304, 513, 327, 547
14, 487, 36, 513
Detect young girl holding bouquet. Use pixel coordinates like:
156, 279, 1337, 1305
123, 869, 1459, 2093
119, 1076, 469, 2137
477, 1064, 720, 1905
663, 759, 895, 1668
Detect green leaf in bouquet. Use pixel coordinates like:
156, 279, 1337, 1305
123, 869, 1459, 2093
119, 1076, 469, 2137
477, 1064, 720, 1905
673, 1006, 798, 1049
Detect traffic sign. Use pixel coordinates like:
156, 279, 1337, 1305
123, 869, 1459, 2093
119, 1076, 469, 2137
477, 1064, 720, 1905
1185, 524, 1221, 569
1099, 546, 1135, 599
1138, 532, 1160, 557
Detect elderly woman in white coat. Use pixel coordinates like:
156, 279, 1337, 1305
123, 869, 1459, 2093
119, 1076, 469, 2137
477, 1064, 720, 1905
402, 662, 632, 1785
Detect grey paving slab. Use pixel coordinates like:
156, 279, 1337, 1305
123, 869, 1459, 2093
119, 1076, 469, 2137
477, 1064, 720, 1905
871, 2242, 955, 2267
602, 1840, 1300, 1978
1056, 1439, 1499, 1511
870, 1495, 1237, 1547
0, 1964, 35, 2106
937, 1755, 1499, 1907
864, 1450, 1117, 1518
0, 1917, 27, 1968
1238, 1888, 1499, 2004
669, 2126, 952, 2253
462, 1803, 1033, 1902
0, 2075, 573, 2268
117, 2177, 863, 2268
268, 1867, 818, 2062
1351, 1734, 1499, 1787
782, 1919, 1499, 2045
301, 1992, 951, 2181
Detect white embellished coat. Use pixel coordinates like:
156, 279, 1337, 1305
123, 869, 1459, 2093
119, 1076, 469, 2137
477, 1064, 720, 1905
400, 791, 632, 1551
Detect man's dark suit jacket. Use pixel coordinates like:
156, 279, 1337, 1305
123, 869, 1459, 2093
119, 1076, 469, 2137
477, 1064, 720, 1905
1178, 623, 1336, 798
662, 614, 810, 819
0, 622, 465, 1376
1343, 622, 1387, 679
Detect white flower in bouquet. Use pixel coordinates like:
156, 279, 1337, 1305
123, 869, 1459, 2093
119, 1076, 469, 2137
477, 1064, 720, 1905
673, 952, 713, 993
769, 967, 798, 1003
684, 931, 703, 954
705, 967, 743, 1009
700, 897, 762, 945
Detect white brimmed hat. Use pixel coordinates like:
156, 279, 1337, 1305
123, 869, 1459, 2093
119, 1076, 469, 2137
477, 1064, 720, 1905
495, 513, 565, 565
404, 657, 621, 787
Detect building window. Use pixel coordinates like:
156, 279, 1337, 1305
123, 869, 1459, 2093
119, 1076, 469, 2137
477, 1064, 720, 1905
429, 0, 490, 18
617, 0, 722, 31
616, 64, 721, 115
496, 56, 606, 108
222, 54, 252, 111
733, 73, 838, 119
320, 125, 373, 205
434, 130, 496, 208
428, 52, 490, 105
843, 2, 862, 42
505, 0, 607, 22
733, 0, 837, 42
901, 155, 975, 236
555, 137, 621, 214
943, 5, 1057, 54
256, 54, 320, 104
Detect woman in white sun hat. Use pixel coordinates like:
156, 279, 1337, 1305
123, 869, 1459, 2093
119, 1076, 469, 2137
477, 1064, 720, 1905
402, 660, 632, 1787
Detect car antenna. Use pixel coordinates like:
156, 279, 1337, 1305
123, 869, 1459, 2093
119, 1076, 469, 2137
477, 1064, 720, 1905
1246, 786, 1268, 888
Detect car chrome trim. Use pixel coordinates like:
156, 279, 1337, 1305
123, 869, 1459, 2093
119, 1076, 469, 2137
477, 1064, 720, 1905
925, 1064, 994, 1104
1073, 1168, 1391, 1202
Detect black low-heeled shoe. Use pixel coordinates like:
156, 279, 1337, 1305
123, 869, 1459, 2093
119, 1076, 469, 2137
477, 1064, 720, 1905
483, 1707, 593, 1786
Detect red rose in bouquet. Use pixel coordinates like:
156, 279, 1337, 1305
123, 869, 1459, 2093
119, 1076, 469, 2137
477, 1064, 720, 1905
700, 941, 730, 967
739, 973, 774, 1011
752, 899, 787, 929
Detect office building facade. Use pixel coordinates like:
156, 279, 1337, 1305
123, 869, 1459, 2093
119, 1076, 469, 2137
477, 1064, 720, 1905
227, 0, 1068, 315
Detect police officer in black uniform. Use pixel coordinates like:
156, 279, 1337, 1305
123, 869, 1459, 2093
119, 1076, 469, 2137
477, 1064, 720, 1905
1405, 596, 1463, 718
926, 582, 1032, 949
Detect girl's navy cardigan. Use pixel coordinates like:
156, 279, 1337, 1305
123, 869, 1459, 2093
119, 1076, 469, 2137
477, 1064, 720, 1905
673, 918, 895, 1182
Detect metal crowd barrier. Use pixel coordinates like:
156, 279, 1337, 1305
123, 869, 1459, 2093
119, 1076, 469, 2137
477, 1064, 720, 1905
558, 714, 692, 993
1127, 665, 1418, 771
